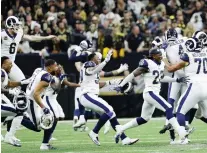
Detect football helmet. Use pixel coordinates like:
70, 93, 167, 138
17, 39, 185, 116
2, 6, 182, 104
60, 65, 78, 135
40, 113, 54, 130
164, 28, 178, 42
192, 31, 207, 46
13, 92, 29, 112
152, 37, 163, 48
5, 16, 22, 32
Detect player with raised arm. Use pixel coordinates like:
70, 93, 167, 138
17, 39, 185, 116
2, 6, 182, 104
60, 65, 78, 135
78, 50, 138, 146
26, 59, 59, 150
1, 16, 56, 82
164, 33, 207, 144
114, 48, 189, 142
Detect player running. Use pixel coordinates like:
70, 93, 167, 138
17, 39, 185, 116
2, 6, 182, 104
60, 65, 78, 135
114, 48, 189, 142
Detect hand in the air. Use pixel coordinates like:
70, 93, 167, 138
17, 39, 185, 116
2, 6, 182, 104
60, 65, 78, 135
104, 50, 113, 63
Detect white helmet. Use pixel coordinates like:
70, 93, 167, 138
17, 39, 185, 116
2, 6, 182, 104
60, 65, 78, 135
5, 16, 22, 31
80, 40, 88, 50
185, 38, 202, 52
152, 37, 163, 48
40, 113, 54, 130
192, 31, 207, 46
13, 92, 29, 112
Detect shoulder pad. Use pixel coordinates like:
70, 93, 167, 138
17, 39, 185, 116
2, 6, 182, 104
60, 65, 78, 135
84, 61, 96, 68
138, 59, 148, 69
41, 73, 52, 83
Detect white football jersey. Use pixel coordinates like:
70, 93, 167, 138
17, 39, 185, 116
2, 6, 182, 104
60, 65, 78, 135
80, 61, 100, 95
26, 70, 52, 100
1, 69, 9, 90
165, 38, 188, 77
45, 76, 62, 98
139, 59, 165, 93
181, 48, 207, 83
1, 29, 23, 61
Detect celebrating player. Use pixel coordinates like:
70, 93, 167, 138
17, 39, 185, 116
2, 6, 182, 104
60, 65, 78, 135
114, 48, 189, 143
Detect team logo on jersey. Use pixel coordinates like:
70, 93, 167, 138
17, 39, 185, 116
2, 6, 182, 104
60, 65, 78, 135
4, 36, 8, 40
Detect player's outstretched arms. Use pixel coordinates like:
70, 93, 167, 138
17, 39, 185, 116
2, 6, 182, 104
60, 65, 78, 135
23, 35, 56, 42
100, 63, 128, 77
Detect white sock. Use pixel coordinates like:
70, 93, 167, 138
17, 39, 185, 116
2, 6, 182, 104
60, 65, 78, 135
41, 143, 49, 146
168, 117, 180, 133
165, 119, 169, 125
9, 116, 23, 136
185, 121, 189, 126
73, 116, 78, 120
122, 118, 138, 131
79, 115, 85, 121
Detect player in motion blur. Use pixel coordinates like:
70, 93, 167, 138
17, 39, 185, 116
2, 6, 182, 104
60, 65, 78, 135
26, 59, 60, 150
1, 16, 56, 82
1, 56, 31, 146
114, 48, 189, 143
164, 31, 207, 144
68, 40, 129, 134
78, 50, 138, 146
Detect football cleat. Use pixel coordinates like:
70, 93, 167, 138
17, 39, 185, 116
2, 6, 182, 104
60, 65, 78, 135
103, 121, 110, 135
179, 138, 189, 145
4, 134, 21, 147
40, 144, 57, 150
170, 139, 176, 145
50, 137, 57, 141
122, 137, 139, 145
114, 134, 120, 144
159, 124, 172, 134
88, 130, 100, 146
73, 119, 86, 129
12, 136, 21, 142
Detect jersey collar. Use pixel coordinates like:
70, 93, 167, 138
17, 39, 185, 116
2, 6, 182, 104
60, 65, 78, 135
152, 59, 161, 65
5, 29, 17, 39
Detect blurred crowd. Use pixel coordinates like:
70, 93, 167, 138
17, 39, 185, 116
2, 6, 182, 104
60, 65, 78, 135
1, 0, 207, 58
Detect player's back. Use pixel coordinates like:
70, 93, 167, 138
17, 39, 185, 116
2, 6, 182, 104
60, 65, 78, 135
26, 70, 52, 100
165, 38, 187, 77
80, 61, 100, 95
141, 59, 165, 93
183, 49, 207, 83
1, 29, 23, 61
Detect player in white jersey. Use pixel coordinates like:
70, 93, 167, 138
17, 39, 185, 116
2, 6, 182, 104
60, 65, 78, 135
164, 35, 207, 141
78, 50, 138, 146
114, 48, 189, 143
43, 64, 80, 120
1, 56, 31, 147
1, 16, 56, 82
26, 59, 59, 150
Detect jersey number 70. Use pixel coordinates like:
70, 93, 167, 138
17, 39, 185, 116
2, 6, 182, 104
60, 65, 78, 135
194, 58, 207, 74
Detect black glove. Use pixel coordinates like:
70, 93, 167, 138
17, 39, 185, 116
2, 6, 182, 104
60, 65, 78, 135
176, 76, 190, 83
43, 108, 50, 114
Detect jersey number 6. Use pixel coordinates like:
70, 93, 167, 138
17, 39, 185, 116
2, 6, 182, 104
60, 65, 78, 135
9, 43, 16, 54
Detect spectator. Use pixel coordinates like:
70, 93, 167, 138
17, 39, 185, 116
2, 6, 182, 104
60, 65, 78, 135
58, 0, 66, 12
25, 14, 37, 35
127, 0, 146, 19
147, 14, 160, 36
105, 0, 115, 12
29, 24, 46, 52
124, 25, 145, 53
18, 6, 26, 24
167, 0, 180, 15
66, 0, 75, 26
117, 0, 126, 16
99, 6, 109, 25
86, 24, 98, 48
71, 20, 87, 45
56, 21, 70, 52
47, 5, 58, 21
121, 11, 132, 35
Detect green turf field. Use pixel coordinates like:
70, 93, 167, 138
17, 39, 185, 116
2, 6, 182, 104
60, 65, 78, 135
1, 118, 207, 153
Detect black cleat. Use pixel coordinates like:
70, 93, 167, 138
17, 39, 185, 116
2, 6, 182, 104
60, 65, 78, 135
159, 124, 172, 134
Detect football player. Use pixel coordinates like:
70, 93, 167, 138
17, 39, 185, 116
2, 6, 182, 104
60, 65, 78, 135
114, 48, 189, 142
26, 59, 59, 150
78, 50, 139, 146
1, 56, 31, 146
164, 34, 207, 143
1, 16, 56, 82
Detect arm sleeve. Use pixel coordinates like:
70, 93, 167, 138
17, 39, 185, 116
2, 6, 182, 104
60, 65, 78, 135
180, 53, 189, 62
85, 61, 107, 75
160, 76, 176, 83
41, 73, 52, 83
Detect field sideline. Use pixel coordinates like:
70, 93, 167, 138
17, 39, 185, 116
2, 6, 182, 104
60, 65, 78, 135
1, 118, 207, 153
